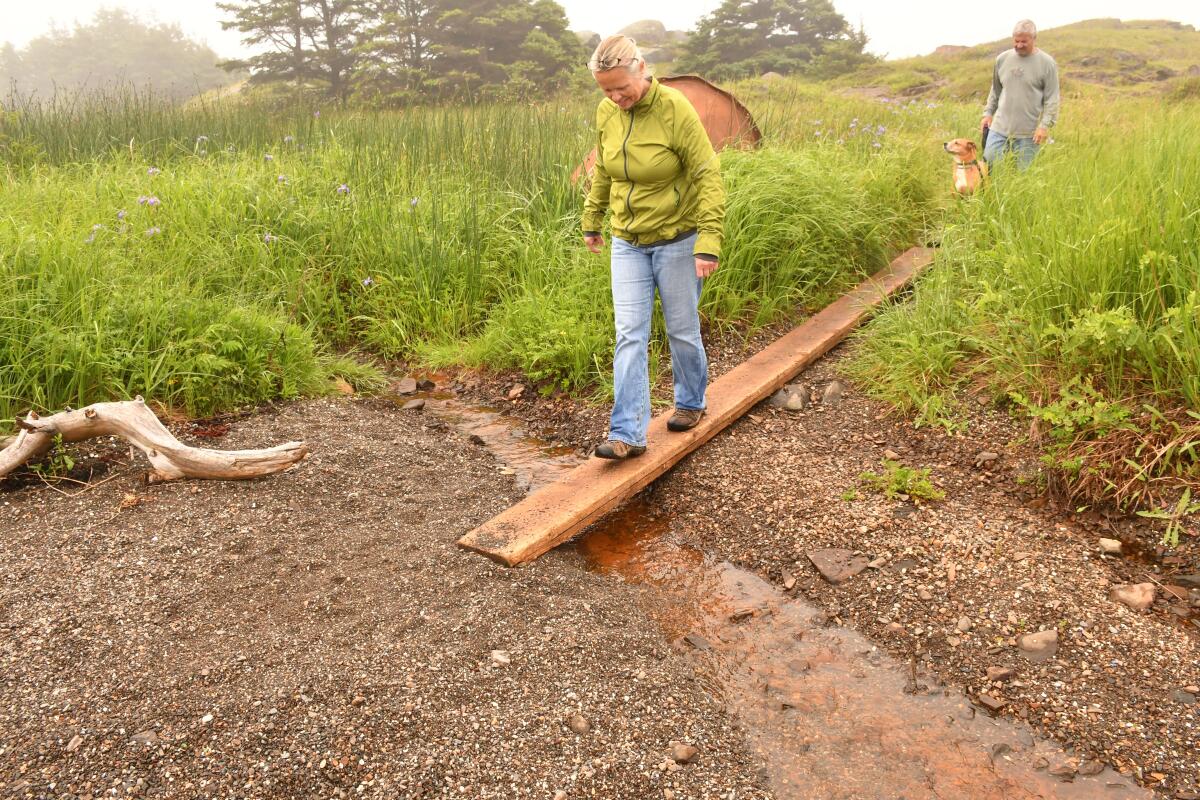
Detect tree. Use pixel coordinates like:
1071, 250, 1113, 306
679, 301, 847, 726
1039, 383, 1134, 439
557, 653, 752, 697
352, 0, 438, 104
427, 0, 582, 98
218, 0, 313, 92
219, 0, 360, 103
676, 0, 870, 80
3, 10, 232, 102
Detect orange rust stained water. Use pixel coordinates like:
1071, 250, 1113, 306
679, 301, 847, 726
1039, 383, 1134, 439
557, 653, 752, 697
578, 499, 1151, 800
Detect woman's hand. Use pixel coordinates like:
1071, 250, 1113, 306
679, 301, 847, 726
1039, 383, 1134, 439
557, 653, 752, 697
695, 256, 718, 278
584, 233, 604, 254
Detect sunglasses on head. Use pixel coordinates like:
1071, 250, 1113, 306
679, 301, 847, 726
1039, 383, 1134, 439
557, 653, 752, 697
588, 56, 640, 71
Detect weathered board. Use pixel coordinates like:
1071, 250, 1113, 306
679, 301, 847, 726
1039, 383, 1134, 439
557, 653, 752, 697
458, 247, 936, 566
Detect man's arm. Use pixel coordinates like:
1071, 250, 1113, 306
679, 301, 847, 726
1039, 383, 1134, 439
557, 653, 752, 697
982, 56, 1002, 130
1040, 59, 1060, 129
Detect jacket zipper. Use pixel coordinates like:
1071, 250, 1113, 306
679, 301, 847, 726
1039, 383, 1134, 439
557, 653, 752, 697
622, 109, 636, 241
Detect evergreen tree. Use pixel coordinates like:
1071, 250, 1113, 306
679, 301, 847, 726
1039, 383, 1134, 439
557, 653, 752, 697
428, 0, 581, 98
677, 0, 870, 80
218, 0, 313, 91
352, 0, 437, 104
219, 0, 360, 102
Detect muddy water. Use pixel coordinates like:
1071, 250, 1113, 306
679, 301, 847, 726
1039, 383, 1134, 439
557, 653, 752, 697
393, 390, 583, 493
412, 387, 1149, 798
577, 501, 1150, 800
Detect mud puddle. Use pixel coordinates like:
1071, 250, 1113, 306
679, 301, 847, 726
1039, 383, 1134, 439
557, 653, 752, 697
577, 500, 1151, 800
390, 387, 583, 493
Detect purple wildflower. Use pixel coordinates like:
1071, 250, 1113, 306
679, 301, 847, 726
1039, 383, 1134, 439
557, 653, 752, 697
92, 223, 105, 231
877, 125, 887, 135
336, 183, 350, 195
361, 277, 374, 287
196, 135, 209, 143
84, 233, 97, 244
263, 153, 274, 162
136, 195, 161, 207
872, 141, 882, 149
313, 110, 320, 119
284, 135, 295, 144
117, 209, 127, 221
264, 233, 278, 244
147, 167, 161, 176
410, 197, 419, 209
277, 174, 288, 184
145, 227, 161, 237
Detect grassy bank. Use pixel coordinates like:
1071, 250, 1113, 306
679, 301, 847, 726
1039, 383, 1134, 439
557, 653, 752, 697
848, 97, 1200, 511
1, 87, 937, 422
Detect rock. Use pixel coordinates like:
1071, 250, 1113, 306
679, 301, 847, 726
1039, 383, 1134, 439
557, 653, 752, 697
1109, 582, 1156, 611
669, 742, 699, 764
1078, 760, 1105, 776
1164, 585, 1191, 601
401, 399, 426, 411
1186, 685, 1200, 694
416, 378, 436, 391
822, 381, 846, 405
66, 734, 83, 752
1098, 538, 1123, 555
129, 730, 158, 745
986, 666, 1016, 683
553, 791, 568, 800
1017, 629, 1058, 662
1047, 758, 1077, 779
333, 378, 355, 396
1171, 689, 1196, 705
1171, 574, 1200, 589
978, 694, 1007, 712
807, 549, 870, 584
956, 616, 973, 632
683, 633, 711, 651
768, 385, 809, 411
883, 449, 901, 462
781, 567, 797, 590
351, 695, 366, 707
974, 451, 1000, 468
490, 650, 511, 666
918, 588, 933, 601
886, 622, 905, 635
201, 713, 214, 724
507, 384, 526, 400
868, 556, 888, 569
567, 714, 592, 734
394, 377, 418, 395
469, 434, 485, 446
989, 742, 1012, 758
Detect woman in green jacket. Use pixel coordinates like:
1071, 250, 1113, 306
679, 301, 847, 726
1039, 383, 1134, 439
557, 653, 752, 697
582, 35, 726, 460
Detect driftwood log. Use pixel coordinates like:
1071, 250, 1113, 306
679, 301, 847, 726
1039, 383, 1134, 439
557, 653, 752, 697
1, 397, 307, 483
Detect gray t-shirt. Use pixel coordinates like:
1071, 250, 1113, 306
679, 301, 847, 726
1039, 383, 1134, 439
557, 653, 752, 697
984, 49, 1060, 137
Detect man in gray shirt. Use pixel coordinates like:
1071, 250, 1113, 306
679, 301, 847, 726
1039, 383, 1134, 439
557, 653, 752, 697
981, 20, 1060, 169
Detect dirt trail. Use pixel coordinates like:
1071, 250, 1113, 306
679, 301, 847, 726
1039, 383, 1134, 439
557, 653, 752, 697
0, 398, 768, 799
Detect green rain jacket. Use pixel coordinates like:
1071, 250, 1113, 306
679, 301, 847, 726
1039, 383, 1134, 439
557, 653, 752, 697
581, 78, 726, 260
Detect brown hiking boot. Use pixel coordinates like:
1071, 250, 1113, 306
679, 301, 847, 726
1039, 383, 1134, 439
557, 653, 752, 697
667, 408, 704, 432
594, 440, 646, 460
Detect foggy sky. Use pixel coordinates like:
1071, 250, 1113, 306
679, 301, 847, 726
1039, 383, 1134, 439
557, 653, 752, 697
2, 0, 1198, 61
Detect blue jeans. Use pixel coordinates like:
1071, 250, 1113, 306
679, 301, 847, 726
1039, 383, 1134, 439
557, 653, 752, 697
983, 129, 1040, 170
609, 233, 707, 447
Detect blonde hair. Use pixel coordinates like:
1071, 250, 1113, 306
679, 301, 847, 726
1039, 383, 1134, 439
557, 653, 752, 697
588, 35, 645, 74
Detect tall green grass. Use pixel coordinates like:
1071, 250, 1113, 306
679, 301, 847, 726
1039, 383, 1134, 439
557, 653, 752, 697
849, 99, 1200, 506
1, 85, 938, 423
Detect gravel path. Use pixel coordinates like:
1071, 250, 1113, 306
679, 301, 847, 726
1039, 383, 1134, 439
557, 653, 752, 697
1, 398, 769, 800
646, 352, 1200, 798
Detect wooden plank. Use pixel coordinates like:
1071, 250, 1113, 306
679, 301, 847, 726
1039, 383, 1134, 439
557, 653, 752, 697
459, 246, 935, 566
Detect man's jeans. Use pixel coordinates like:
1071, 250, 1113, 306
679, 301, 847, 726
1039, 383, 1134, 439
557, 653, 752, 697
609, 233, 707, 447
983, 129, 1040, 170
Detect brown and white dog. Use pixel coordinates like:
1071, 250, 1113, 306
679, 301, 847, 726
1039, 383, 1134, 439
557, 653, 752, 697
943, 138, 988, 195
